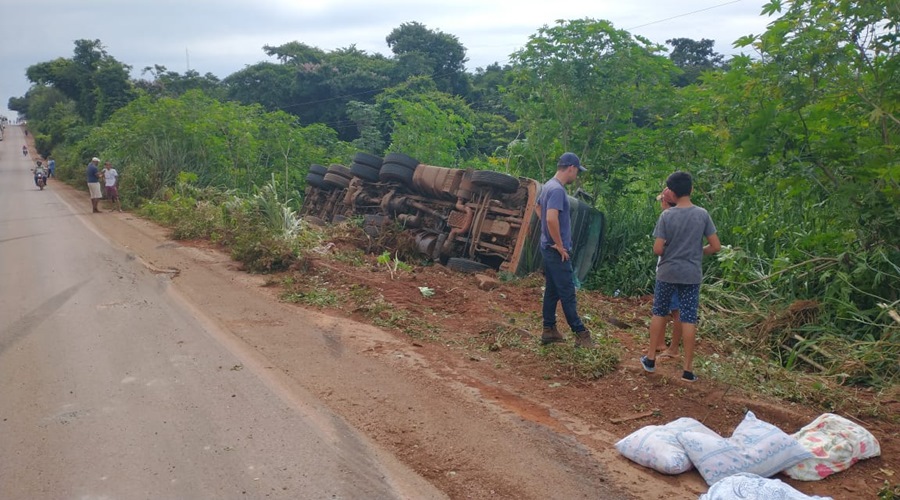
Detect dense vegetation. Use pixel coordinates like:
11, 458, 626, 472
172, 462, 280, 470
10, 0, 897, 389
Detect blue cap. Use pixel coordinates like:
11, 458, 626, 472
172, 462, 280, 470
557, 152, 586, 172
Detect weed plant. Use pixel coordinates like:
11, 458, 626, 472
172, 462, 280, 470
592, 171, 899, 390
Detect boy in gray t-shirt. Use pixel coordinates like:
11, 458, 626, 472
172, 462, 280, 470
640, 171, 721, 382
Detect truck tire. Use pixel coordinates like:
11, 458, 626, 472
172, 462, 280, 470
327, 164, 352, 179
379, 163, 415, 186
446, 257, 492, 274
350, 162, 381, 182
323, 172, 350, 189
309, 164, 328, 176
353, 152, 383, 169
470, 170, 520, 194
305, 172, 327, 189
383, 153, 419, 170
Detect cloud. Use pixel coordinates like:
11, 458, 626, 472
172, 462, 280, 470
1, 0, 773, 118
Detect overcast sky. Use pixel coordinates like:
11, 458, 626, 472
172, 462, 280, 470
1, 0, 777, 120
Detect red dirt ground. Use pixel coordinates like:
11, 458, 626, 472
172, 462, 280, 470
270, 239, 898, 499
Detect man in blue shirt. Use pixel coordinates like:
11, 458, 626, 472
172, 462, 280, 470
536, 152, 595, 348
86, 157, 102, 213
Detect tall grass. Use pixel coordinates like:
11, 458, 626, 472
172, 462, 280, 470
586, 195, 659, 294
138, 178, 324, 273
590, 171, 899, 387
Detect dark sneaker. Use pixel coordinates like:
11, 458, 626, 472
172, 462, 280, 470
574, 330, 596, 349
540, 326, 565, 345
640, 355, 656, 373
681, 371, 698, 383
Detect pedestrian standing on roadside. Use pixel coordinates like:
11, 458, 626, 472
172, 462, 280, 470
640, 171, 720, 383
536, 152, 595, 348
86, 157, 102, 213
102, 161, 121, 212
47, 157, 56, 179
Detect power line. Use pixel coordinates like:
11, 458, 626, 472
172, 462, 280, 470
626, 0, 743, 31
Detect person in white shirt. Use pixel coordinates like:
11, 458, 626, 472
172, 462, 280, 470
102, 161, 121, 212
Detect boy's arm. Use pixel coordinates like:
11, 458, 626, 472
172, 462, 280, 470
703, 234, 721, 255
653, 237, 666, 256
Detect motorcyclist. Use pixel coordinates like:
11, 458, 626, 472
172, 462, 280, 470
33, 160, 48, 187
22, 145, 28, 156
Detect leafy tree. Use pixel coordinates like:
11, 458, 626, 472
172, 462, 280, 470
346, 101, 385, 153
386, 21, 471, 96
17, 86, 87, 157
665, 38, 726, 86
135, 65, 223, 99
71, 90, 342, 200
316, 45, 395, 139
376, 77, 475, 166
733, 0, 899, 251
506, 18, 676, 199
7, 96, 28, 115
386, 98, 474, 167
468, 62, 515, 120
223, 62, 296, 111
263, 41, 326, 65
25, 39, 134, 124
229, 43, 395, 142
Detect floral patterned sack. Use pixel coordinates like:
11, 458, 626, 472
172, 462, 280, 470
784, 413, 881, 481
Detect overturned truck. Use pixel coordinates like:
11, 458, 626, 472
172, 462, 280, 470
300, 152, 605, 281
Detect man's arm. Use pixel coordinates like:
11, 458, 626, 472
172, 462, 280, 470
546, 208, 570, 261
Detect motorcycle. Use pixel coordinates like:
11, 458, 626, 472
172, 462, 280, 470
35, 170, 46, 190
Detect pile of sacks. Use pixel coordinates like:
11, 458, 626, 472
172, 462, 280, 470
615, 411, 881, 500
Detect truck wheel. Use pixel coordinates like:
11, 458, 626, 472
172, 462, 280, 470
446, 257, 492, 274
353, 152, 383, 169
350, 162, 381, 182
305, 172, 327, 189
383, 153, 419, 170
323, 172, 350, 189
470, 170, 520, 194
379, 163, 415, 186
309, 164, 328, 176
327, 164, 352, 179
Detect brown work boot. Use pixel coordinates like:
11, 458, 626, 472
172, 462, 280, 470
540, 325, 565, 345
574, 329, 596, 349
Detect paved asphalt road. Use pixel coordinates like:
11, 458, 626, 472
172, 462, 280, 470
0, 124, 444, 499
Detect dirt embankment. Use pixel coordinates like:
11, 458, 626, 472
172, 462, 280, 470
52, 175, 897, 499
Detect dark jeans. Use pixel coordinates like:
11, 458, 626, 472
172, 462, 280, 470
541, 247, 585, 333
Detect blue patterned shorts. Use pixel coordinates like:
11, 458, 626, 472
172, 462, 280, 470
652, 281, 700, 324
